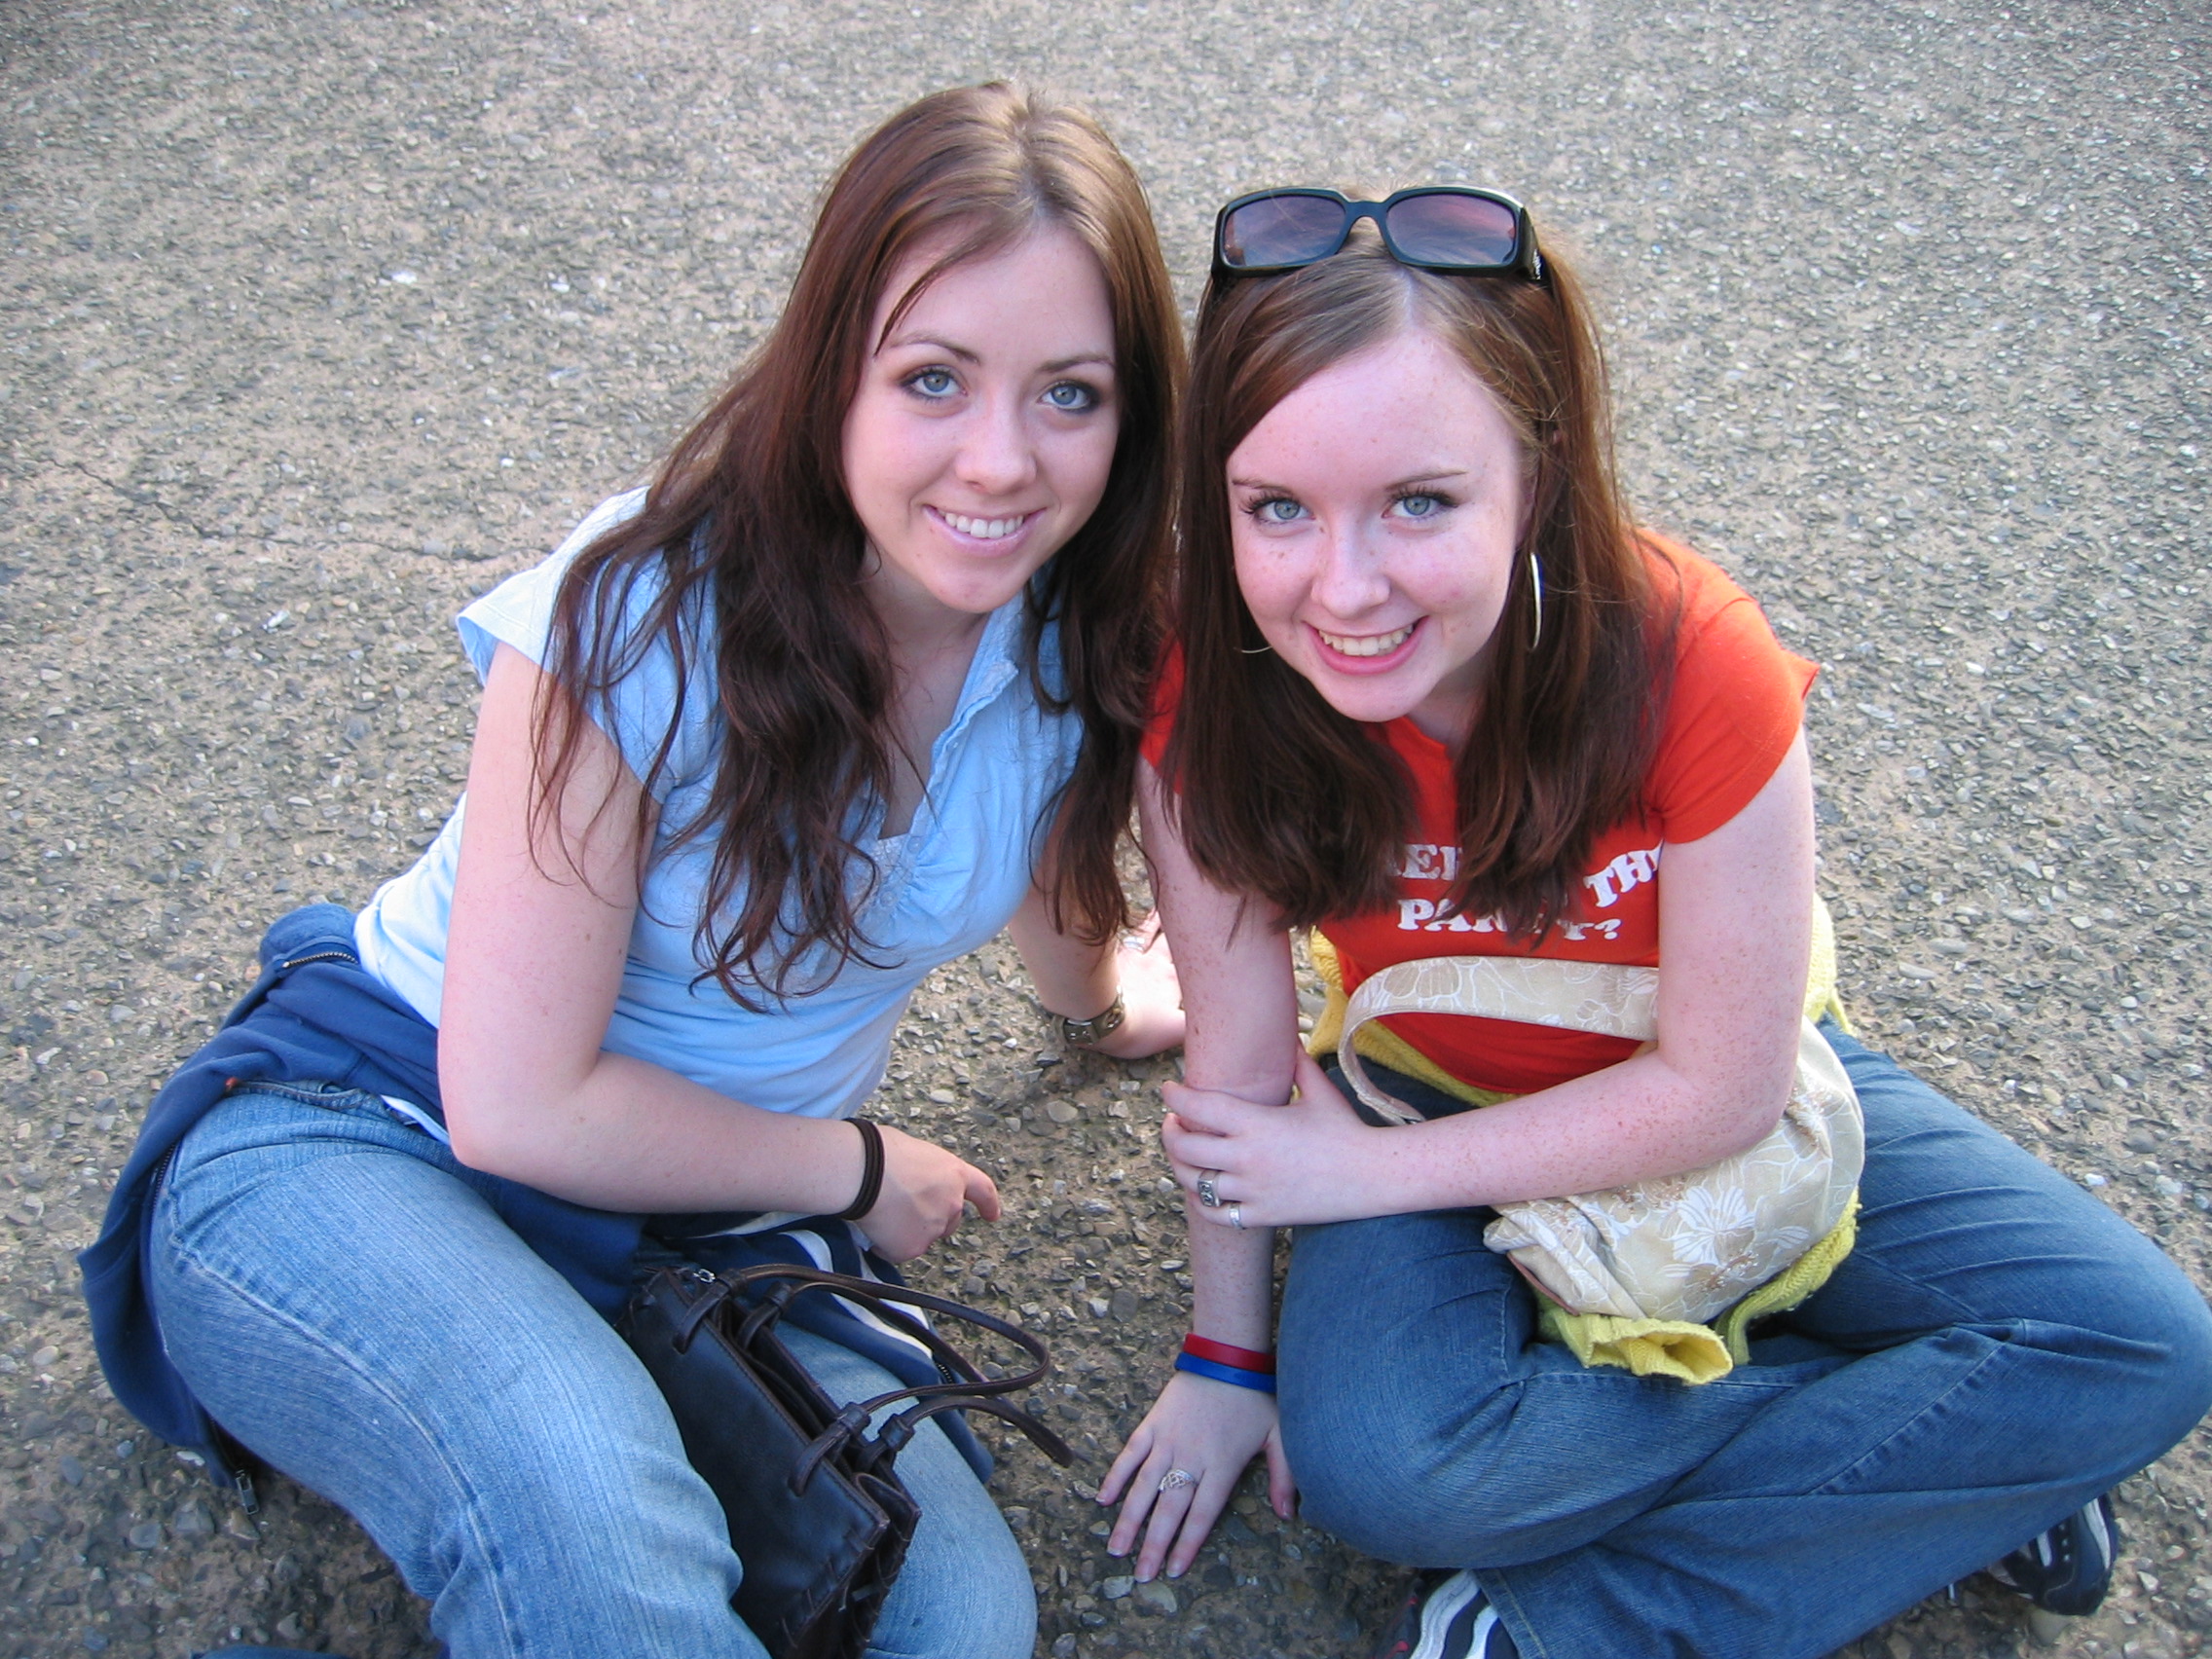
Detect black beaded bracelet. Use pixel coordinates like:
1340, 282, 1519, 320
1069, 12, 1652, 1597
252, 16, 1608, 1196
834, 1116, 885, 1221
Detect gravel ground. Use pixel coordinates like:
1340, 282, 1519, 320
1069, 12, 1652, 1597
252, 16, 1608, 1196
2, 1, 2208, 1655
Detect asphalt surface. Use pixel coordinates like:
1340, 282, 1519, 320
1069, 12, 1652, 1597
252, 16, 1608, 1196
2, 1, 2208, 1655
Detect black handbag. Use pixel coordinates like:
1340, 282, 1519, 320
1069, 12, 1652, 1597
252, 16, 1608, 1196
619, 1262, 1076, 1659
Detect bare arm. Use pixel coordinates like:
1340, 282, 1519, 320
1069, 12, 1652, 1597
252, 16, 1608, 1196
1096, 758, 1299, 1579
1161, 731, 1818, 1228
437, 644, 997, 1258
1138, 758, 1301, 1340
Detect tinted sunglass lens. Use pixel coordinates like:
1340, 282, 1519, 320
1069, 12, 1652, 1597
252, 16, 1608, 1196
1221, 195, 1349, 269
1386, 193, 1521, 267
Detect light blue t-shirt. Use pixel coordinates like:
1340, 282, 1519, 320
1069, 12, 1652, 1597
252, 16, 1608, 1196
355, 491, 1084, 1121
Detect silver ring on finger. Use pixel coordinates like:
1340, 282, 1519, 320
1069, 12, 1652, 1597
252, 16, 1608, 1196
1196, 1170, 1222, 1208
1158, 1467, 1195, 1493
1228, 1202, 1245, 1231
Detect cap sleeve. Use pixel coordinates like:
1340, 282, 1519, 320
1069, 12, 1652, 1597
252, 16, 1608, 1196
1643, 542, 1819, 845
456, 490, 717, 801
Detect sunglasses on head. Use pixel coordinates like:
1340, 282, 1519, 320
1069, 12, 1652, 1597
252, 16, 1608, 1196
1212, 186, 1545, 284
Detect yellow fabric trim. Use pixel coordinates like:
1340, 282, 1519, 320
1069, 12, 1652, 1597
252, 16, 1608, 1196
1806, 893, 1853, 1035
1715, 1193, 1861, 1364
1306, 897, 1861, 1384
1535, 1198, 1861, 1382
1535, 1307, 1736, 1384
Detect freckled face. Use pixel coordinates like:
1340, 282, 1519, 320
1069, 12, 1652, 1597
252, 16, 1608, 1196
1227, 327, 1529, 744
841, 227, 1120, 631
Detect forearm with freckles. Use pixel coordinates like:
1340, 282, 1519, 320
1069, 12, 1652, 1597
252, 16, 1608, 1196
1181, 1201, 1277, 1350
1353, 1045, 1793, 1215
1138, 758, 1303, 1344
1346, 732, 1815, 1214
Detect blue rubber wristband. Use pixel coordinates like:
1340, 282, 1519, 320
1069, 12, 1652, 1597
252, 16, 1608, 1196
1175, 1351, 1278, 1393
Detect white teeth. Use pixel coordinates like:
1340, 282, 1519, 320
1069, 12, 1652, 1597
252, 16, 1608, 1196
941, 511, 1026, 540
1317, 623, 1416, 657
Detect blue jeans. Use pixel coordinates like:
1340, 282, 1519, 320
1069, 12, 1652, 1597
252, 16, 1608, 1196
147, 1084, 1035, 1659
1278, 1027, 2212, 1659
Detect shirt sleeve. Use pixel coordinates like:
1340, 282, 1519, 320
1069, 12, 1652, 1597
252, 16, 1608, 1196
1644, 544, 1819, 844
455, 490, 716, 801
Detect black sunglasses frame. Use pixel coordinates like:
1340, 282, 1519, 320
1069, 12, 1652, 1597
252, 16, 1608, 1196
1211, 186, 1546, 284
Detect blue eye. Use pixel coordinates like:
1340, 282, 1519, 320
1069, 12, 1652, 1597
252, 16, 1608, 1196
906, 368, 958, 399
1250, 497, 1309, 525
1392, 493, 1447, 519
1043, 381, 1098, 412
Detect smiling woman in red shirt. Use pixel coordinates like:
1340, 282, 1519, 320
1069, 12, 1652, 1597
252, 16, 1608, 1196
1097, 189, 2212, 1659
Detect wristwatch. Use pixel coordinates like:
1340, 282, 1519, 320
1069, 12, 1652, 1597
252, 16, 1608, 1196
1056, 989, 1126, 1051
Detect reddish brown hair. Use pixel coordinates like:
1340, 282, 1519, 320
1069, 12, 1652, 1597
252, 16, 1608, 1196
1161, 234, 1677, 936
536, 85, 1182, 1004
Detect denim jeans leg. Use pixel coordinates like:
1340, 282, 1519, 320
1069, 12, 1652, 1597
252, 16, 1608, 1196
149, 1085, 761, 1659
780, 1327, 1037, 1659
1282, 1037, 2212, 1659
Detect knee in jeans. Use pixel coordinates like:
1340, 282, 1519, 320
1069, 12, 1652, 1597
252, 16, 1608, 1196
2067, 1251, 2212, 1443
1283, 1387, 1522, 1566
2128, 1281, 2212, 1450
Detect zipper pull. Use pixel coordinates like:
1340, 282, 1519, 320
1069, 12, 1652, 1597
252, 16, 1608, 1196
233, 1466, 260, 1517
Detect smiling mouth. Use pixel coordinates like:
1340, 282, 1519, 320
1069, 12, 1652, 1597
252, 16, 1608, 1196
934, 508, 1033, 541
1315, 622, 1417, 658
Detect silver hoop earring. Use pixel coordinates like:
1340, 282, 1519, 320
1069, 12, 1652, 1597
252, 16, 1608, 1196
1526, 548, 1545, 652
1239, 643, 1272, 655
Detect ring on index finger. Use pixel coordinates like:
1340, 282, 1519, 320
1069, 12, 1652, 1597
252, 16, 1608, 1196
1228, 1202, 1245, 1231
1196, 1170, 1222, 1209
1158, 1467, 1195, 1493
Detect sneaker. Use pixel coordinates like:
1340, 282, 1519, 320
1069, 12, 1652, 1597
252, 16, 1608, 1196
1370, 1569, 1518, 1659
1986, 1493, 2122, 1616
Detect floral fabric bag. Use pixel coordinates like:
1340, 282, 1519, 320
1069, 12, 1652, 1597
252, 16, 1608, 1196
1336, 955, 1863, 1331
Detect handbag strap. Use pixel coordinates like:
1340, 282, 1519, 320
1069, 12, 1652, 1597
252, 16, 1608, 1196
719, 1264, 1054, 1401
672, 1264, 1081, 1483
1338, 955, 1659, 1125
793, 1392, 1077, 1493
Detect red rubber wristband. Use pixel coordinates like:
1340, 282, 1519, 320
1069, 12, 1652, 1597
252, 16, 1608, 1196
1182, 1333, 1275, 1374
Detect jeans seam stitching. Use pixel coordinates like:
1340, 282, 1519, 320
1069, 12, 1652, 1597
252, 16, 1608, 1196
1809, 1328, 2009, 1497
224, 1080, 377, 1111
159, 1238, 523, 1642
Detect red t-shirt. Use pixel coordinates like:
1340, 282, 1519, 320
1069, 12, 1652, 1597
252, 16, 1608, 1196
1145, 535, 1818, 1094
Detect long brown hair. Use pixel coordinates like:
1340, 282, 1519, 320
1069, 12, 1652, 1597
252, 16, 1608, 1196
535, 85, 1182, 1005
1161, 234, 1677, 936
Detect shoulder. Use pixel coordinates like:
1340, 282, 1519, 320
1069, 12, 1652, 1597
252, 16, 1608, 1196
1638, 531, 1815, 702
1641, 534, 1791, 662
457, 488, 661, 673
459, 491, 719, 796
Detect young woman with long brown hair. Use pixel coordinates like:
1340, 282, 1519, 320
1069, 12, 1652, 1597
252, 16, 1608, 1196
90, 85, 1184, 1659
1097, 192, 2212, 1658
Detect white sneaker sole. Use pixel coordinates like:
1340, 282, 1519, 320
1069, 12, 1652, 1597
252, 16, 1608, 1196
1412, 1569, 1497, 1659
